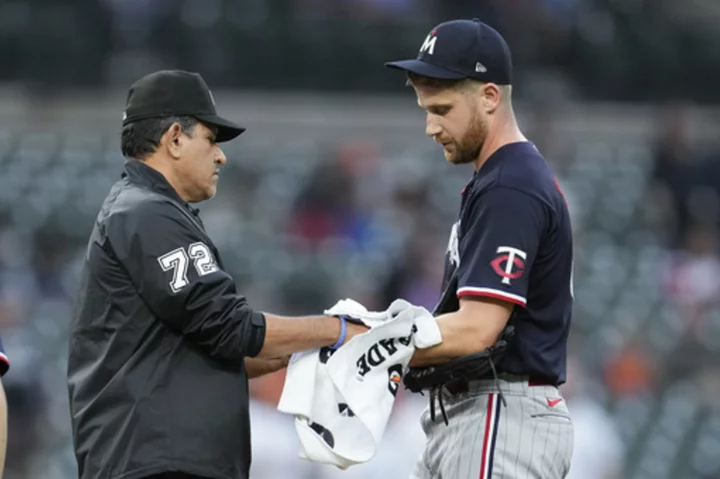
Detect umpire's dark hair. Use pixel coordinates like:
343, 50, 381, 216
121, 115, 198, 160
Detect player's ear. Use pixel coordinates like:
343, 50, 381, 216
479, 82, 501, 114
164, 123, 184, 159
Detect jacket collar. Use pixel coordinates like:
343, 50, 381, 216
122, 160, 200, 215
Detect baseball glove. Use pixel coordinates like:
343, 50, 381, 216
402, 325, 515, 424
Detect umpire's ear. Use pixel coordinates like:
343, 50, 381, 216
165, 122, 187, 160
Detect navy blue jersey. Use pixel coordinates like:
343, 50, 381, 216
437, 142, 573, 385
0, 335, 8, 376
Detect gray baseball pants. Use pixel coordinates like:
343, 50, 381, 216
409, 375, 574, 479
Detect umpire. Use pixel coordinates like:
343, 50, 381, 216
67, 70, 365, 479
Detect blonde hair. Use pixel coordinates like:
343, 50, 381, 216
406, 72, 512, 104
406, 72, 482, 95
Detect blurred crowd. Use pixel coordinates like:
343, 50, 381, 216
2, 0, 720, 102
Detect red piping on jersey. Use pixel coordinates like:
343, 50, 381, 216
553, 177, 568, 207
457, 289, 526, 307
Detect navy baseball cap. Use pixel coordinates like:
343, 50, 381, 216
385, 19, 512, 85
122, 70, 245, 143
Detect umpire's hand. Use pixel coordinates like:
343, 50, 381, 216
246, 356, 291, 379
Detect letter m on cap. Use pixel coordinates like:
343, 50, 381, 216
419, 34, 437, 55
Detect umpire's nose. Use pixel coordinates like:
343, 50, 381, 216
214, 146, 227, 166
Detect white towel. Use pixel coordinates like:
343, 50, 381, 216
277, 299, 442, 469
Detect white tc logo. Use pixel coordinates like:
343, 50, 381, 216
492, 246, 527, 285
419, 34, 437, 55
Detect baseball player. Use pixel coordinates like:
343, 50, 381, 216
385, 19, 575, 478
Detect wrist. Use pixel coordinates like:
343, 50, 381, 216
330, 316, 348, 350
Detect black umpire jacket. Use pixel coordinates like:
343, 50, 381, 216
67, 160, 267, 479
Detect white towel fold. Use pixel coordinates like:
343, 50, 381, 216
277, 299, 441, 469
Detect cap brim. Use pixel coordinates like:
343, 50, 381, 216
384, 59, 467, 80
195, 114, 246, 143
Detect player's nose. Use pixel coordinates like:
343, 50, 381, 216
425, 113, 442, 138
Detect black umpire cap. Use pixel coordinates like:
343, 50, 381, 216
385, 18, 512, 85
122, 70, 245, 143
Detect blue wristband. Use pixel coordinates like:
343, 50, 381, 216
330, 316, 348, 350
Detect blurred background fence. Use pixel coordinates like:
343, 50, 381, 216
0, 1, 718, 479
